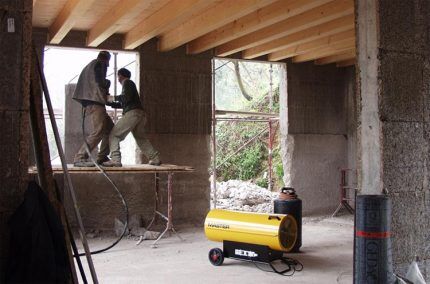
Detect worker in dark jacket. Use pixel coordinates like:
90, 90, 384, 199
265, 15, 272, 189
103, 68, 160, 167
72, 51, 114, 166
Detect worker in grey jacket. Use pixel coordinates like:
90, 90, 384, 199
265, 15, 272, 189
72, 51, 114, 166
102, 68, 160, 167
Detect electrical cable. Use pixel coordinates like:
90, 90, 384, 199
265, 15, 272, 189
74, 107, 129, 256
249, 256, 303, 276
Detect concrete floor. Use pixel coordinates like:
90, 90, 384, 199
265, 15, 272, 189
76, 215, 354, 284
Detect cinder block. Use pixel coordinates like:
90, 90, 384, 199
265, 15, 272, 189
380, 52, 424, 122
389, 192, 429, 264
379, 0, 427, 54
382, 121, 425, 169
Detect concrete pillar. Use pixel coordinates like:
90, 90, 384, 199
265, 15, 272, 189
356, 0, 383, 195
64, 84, 97, 163
0, 0, 32, 279
356, 0, 430, 279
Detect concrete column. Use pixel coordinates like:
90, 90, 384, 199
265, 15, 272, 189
64, 84, 97, 163
356, 0, 430, 279
0, 0, 32, 279
356, 0, 383, 195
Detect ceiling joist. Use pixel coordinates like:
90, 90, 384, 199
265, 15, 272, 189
49, 0, 97, 44
315, 50, 356, 65
292, 43, 355, 63
186, 0, 332, 54
268, 28, 355, 61
336, 58, 356, 67
215, 0, 353, 57
158, 0, 277, 52
242, 14, 354, 59
124, 0, 216, 50
87, 0, 142, 47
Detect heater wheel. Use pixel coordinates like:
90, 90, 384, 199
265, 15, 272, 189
208, 248, 224, 266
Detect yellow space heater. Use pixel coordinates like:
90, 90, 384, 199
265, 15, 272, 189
204, 209, 298, 267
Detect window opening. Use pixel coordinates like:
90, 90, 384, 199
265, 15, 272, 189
42, 46, 139, 165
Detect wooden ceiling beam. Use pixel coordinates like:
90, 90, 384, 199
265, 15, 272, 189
243, 14, 354, 59
186, 0, 332, 54
215, 0, 353, 57
315, 50, 356, 65
49, 0, 97, 44
268, 29, 355, 61
336, 58, 356, 67
124, 0, 216, 50
292, 45, 355, 63
158, 0, 277, 52
87, 0, 142, 47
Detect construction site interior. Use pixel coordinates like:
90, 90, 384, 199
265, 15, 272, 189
1, 0, 429, 283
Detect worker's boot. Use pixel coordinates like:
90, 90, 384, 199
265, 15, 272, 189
102, 160, 122, 167
97, 156, 110, 164
148, 156, 161, 166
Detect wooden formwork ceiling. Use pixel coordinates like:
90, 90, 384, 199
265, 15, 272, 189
32, 0, 355, 67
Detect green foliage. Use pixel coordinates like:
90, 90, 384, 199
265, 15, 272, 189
255, 177, 269, 188
214, 59, 284, 189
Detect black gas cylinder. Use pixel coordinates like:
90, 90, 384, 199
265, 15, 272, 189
273, 187, 302, 252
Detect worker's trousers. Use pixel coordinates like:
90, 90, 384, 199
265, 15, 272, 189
109, 109, 158, 163
74, 104, 113, 162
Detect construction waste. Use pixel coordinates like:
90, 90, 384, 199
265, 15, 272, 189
212, 180, 277, 213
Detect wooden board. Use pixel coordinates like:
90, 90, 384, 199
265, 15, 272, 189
29, 164, 194, 174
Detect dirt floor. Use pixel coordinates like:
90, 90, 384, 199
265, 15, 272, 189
76, 215, 354, 284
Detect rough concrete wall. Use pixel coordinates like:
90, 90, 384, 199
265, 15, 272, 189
283, 61, 351, 215
376, 0, 430, 279
0, 0, 32, 280
137, 39, 212, 224
345, 67, 358, 196
56, 134, 210, 230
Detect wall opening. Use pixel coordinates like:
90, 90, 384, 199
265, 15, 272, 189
42, 46, 139, 165
211, 58, 285, 212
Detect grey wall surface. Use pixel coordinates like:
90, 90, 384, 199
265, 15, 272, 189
376, 0, 430, 279
0, 0, 32, 280
282, 61, 355, 215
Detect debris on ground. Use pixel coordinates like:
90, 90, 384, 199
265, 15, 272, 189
211, 180, 277, 213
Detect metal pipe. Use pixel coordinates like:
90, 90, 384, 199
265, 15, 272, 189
212, 59, 217, 209
216, 126, 269, 170
34, 47, 99, 284
113, 52, 118, 123
268, 119, 273, 191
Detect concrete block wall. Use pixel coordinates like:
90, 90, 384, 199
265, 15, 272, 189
377, 0, 430, 278
0, 0, 32, 280
137, 39, 212, 225
281, 61, 355, 215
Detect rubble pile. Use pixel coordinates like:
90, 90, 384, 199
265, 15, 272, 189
211, 180, 277, 213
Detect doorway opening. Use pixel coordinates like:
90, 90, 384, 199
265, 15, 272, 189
211, 58, 285, 212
